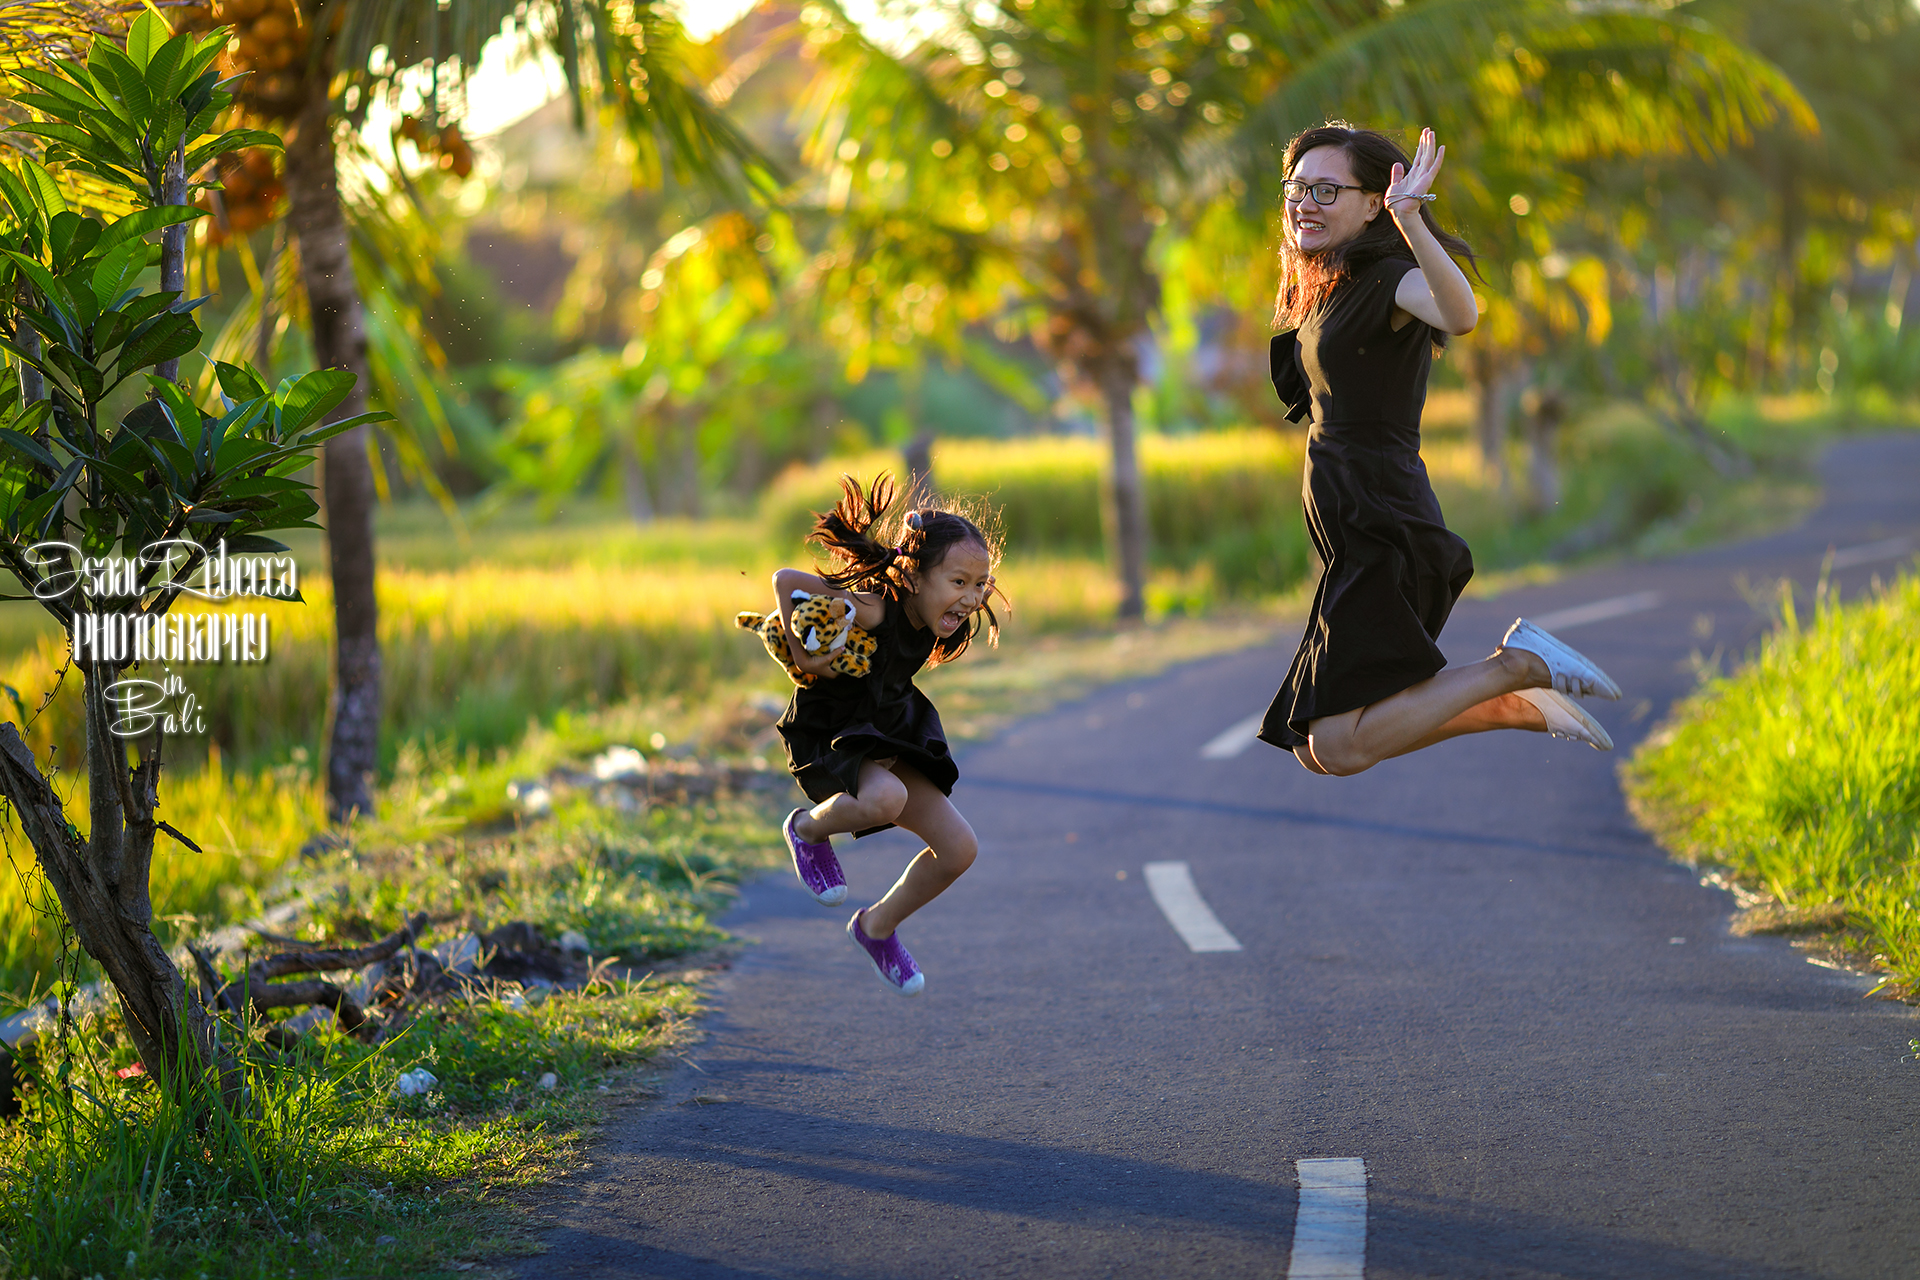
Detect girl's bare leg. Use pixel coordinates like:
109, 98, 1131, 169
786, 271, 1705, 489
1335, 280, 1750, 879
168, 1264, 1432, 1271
858, 763, 978, 940
793, 758, 907, 841
1301, 648, 1554, 776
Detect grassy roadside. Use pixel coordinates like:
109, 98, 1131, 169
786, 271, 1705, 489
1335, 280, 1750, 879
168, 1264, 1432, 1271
1621, 567, 1920, 998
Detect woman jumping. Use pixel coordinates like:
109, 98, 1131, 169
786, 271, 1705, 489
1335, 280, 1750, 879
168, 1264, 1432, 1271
769, 475, 1003, 994
1259, 123, 1622, 775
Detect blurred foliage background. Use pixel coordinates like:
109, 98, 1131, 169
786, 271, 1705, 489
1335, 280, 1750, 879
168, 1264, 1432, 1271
1, 0, 1917, 972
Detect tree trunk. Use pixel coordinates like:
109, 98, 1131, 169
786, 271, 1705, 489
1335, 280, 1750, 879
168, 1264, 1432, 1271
1520, 385, 1564, 519
676, 416, 702, 518
0, 711, 233, 1099
1090, 353, 1148, 619
1469, 344, 1519, 501
619, 430, 654, 524
903, 432, 935, 500
153, 146, 189, 383
283, 64, 381, 822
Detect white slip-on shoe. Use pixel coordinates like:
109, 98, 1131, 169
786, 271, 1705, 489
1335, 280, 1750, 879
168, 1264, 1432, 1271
1514, 686, 1613, 751
1499, 619, 1624, 700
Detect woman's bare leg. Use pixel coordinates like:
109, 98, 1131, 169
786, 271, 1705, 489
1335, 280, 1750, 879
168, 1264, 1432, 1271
1303, 648, 1553, 776
858, 763, 978, 940
792, 758, 907, 841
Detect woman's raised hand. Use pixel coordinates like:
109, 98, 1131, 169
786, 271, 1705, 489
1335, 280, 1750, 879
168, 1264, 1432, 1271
1386, 127, 1444, 214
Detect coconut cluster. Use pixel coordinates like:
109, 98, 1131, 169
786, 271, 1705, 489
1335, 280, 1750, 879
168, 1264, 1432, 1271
397, 116, 475, 178
196, 147, 282, 244
171, 0, 313, 117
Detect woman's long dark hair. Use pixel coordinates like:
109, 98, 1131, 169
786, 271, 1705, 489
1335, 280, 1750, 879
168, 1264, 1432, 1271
1273, 123, 1478, 346
809, 472, 1006, 665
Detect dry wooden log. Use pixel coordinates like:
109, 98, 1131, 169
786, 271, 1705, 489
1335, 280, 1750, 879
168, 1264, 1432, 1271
248, 980, 367, 1034
246, 912, 429, 986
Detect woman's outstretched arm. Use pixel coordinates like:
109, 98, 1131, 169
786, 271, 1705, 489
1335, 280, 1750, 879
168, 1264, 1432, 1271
1387, 128, 1478, 335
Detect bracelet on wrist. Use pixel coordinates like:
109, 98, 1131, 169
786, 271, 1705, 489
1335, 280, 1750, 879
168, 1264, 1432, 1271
1389, 193, 1438, 209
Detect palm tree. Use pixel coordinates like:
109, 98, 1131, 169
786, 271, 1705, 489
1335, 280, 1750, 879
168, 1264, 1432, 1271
171, 0, 762, 820
801, 0, 1805, 617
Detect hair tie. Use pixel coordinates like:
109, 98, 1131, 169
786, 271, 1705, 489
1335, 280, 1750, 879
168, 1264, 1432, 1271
905, 511, 924, 531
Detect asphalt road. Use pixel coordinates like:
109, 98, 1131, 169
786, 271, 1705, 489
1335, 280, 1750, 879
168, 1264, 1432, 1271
508, 435, 1920, 1280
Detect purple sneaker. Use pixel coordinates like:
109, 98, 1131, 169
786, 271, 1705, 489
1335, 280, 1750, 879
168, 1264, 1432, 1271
784, 809, 847, 906
847, 909, 924, 996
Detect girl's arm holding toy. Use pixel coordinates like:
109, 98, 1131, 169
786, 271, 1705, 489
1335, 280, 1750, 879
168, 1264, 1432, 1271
772, 568, 885, 679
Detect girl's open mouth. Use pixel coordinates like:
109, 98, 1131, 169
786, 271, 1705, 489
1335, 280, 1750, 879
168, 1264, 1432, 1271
940, 609, 968, 631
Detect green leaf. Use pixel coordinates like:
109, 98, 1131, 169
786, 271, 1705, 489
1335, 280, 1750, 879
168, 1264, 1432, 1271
213, 361, 268, 404
213, 435, 272, 477
48, 347, 105, 405
273, 369, 356, 436
126, 9, 167, 70
115, 312, 201, 379
90, 240, 143, 309
17, 489, 67, 540
107, 41, 154, 124
11, 119, 103, 154
143, 32, 193, 104
144, 376, 204, 450
3, 250, 72, 322
292, 410, 393, 447
85, 40, 139, 122
91, 308, 133, 355
75, 109, 141, 163
47, 210, 101, 269
17, 158, 69, 217
0, 334, 51, 375
0, 166, 43, 228
95, 205, 204, 257
185, 508, 240, 525
182, 129, 283, 178
220, 534, 291, 554
154, 437, 196, 482
216, 476, 307, 499
9, 68, 100, 118
0, 429, 58, 473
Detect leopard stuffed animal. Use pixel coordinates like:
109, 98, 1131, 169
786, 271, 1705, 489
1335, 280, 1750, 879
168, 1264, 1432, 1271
736, 591, 878, 687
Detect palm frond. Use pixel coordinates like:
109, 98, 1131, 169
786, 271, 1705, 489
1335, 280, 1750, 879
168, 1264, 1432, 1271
330, 0, 774, 196
1235, 0, 1812, 169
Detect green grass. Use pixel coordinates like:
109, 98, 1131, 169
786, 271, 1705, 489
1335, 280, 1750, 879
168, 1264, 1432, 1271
1622, 567, 1920, 994
1, 970, 703, 1279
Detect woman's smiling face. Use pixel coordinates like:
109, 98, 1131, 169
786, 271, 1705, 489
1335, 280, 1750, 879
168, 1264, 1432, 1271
1286, 144, 1382, 255
904, 541, 994, 637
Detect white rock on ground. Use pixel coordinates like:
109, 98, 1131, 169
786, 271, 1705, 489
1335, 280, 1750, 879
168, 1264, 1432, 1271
538, 1071, 558, 1090
559, 929, 590, 953
590, 745, 649, 782
394, 1068, 438, 1097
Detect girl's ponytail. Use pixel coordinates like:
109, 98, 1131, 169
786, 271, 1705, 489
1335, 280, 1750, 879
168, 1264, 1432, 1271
809, 472, 1006, 664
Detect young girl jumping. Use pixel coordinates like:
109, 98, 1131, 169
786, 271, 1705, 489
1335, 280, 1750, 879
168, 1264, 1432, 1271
769, 474, 1003, 995
1259, 123, 1623, 774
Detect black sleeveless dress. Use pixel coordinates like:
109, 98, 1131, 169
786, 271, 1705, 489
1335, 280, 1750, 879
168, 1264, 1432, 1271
777, 594, 957, 833
1258, 256, 1475, 752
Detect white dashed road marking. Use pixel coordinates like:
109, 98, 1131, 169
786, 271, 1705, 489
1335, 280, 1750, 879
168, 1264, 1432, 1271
1526, 589, 1663, 633
1288, 1157, 1368, 1280
1142, 861, 1242, 952
1830, 535, 1915, 570
1200, 712, 1265, 759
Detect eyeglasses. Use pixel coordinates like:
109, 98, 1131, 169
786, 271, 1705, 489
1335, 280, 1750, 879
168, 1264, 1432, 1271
1282, 179, 1366, 206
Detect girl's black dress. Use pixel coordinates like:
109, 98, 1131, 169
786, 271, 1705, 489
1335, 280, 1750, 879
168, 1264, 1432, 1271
1258, 255, 1475, 752
777, 594, 957, 833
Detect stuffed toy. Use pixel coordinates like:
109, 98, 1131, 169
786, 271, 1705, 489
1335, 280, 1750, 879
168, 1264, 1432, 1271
736, 590, 878, 687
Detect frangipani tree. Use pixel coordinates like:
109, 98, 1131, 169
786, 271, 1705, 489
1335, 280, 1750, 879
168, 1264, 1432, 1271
799, 0, 1807, 617
0, 11, 384, 1094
